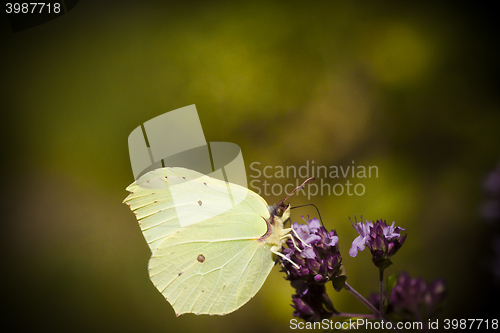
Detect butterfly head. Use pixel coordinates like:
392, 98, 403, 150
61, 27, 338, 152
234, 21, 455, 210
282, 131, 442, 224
270, 177, 315, 226
268, 203, 291, 226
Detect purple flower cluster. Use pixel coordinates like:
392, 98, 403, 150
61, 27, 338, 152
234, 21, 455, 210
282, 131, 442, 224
481, 163, 500, 309
282, 218, 345, 286
369, 272, 446, 322
482, 162, 500, 222
349, 217, 407, 269
291, 281, 336, 322
281, 217, 346, 322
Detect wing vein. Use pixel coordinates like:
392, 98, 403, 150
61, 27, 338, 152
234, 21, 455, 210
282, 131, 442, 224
223, 243, 260, 312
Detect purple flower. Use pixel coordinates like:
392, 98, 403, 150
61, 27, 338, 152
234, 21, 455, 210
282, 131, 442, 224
482, 162, 500, 291
369, 272, 446, 322
484, 163, 500, 194
281, 217, 346, 322
291, 280, 337, 322
349, 220, 374, 257
349, 216, 407, 269
482, 162, 500, 222
281, 217, 345, 287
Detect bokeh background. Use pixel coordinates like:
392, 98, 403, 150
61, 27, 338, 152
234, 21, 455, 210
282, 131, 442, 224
1, 1, 499, 332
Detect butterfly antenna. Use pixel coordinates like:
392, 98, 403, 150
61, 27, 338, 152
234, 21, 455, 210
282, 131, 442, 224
278, 177, 316, 206
291, 203, 324, 226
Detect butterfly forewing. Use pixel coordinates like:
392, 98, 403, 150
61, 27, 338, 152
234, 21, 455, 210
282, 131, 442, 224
124, 167, 270, 253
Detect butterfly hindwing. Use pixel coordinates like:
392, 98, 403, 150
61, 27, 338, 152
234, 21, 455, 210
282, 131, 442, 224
149, 217, 274, 315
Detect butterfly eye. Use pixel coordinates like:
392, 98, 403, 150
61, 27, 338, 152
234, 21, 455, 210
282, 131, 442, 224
276, 207, 283, 217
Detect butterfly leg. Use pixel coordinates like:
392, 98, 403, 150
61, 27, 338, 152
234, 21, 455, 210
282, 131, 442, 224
279, 233, 303, 252
270, 247, 300, 269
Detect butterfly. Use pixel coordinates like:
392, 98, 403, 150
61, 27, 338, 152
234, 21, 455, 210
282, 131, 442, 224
123, 167, 312, 316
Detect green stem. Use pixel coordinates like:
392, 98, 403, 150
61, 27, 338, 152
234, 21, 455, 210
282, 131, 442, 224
344, 282, 403, 333
379, 268, 384, 314
333, 313, 376, 319
344, 282, 380, 316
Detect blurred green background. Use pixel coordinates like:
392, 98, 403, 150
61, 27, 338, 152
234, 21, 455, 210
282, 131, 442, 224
1, 1, 499, 332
